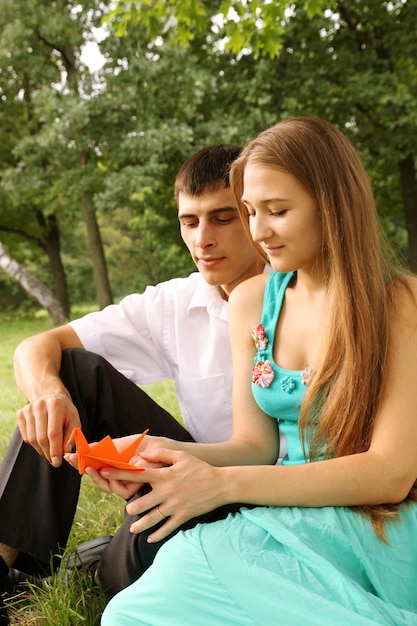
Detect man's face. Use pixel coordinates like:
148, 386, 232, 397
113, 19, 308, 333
178, 186, 262, 298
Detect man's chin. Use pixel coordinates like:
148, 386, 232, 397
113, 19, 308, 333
198, 268, 224, 286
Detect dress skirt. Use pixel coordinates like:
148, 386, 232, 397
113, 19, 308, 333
101, 503, 417, 626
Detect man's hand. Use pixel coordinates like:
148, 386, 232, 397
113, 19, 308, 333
13, 325, 85, 467
16, 393, 81, 467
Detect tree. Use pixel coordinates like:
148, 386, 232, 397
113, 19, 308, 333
0, 241, 66, 324
0, 0, 114, 314
248, 1, 417, 268
105, 0, 333, 57
106, 0, 417, 269
2, 0, 416, 320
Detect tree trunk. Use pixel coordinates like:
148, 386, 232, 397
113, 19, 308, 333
77, 147, 113, 310
80, 189, 113, 309
399, 155, 417, 273
43, 214, 71, 318
0, 241, 67, 325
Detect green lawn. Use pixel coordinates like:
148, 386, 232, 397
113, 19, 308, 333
0, 316, 52, 457
0, 312, 181, 624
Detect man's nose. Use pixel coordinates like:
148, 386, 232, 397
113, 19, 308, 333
196, 223, 215, 248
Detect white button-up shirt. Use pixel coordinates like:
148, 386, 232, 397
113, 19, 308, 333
69, 273, 233, 443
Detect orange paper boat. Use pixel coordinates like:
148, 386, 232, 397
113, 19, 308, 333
67, 427, 148, 475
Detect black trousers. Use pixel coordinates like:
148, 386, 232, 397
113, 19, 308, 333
0, 350, 246, 598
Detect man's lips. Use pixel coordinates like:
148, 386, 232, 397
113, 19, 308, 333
197, 257, 224, 268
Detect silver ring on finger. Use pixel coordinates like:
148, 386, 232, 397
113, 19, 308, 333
155, 505, 167, 521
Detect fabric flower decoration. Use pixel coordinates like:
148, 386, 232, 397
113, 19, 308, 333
301, 366, 313, 386
281, 376, 296, 394
251, 360, 275, 388
252, 324, 268, 350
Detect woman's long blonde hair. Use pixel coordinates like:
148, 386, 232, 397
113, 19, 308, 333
230, 117, 417, 539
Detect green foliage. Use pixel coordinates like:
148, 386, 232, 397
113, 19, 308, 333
105, 0, 336, 57
1, 0, 416, 314
7, 574, 107, 625
0, 316, 52, 459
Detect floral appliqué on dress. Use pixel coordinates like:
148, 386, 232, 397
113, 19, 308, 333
251, 324, 312, 391
301, 366, 313, 386
251, 360, 275, 388
252, 324, 268, 350
251, 324, 275, 388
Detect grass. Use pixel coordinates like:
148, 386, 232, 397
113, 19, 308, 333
0, 311, 181, 624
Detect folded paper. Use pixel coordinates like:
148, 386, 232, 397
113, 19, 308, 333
67, 427, 148, 475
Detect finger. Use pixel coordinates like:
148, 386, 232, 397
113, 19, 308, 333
62, 416, 81, 454
85, 467, 138, 499
107, 479, 139, 500
125, 492, 155, 517
16, 407, 29, 443
46, 399, 69, 466
16, 405, 41, 453
129, 505, 169, 534
147, 518, 179, 543
25, 404, 53, 463
63, 453, 79, 471
139, 447, 183, 466
99, 467, 147, 483
130, 509, 183, 544
85, 467, 113, 494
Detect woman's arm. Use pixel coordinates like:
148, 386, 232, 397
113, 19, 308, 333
212, 276, 417, 510
120, 273, 279, 469
83, 274, 279, 499
94, 278, 417, 542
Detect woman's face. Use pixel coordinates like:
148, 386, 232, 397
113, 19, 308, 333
241, 162, 322, 274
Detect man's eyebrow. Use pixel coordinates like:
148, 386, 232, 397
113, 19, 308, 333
178, 206, 237, 218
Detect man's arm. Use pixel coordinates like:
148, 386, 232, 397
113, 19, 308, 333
13, 325, 84, 467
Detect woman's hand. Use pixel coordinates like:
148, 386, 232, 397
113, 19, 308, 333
85, 465, 142, 499
98, 447, 227, 542
64, 433, 170, 498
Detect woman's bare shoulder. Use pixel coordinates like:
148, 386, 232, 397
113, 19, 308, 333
396, 274, 417, 310
391, 274, 417, 336
229, 273, 269, 330
230, 273, 269, 306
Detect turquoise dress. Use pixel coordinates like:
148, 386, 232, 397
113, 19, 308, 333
102, 272, 417, 626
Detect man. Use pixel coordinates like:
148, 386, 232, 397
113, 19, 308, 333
0, 144, 268, 623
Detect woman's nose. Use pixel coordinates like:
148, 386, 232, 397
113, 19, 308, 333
250, 215, 272, 243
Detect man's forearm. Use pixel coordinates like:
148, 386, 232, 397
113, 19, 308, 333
13, 326, 83, 402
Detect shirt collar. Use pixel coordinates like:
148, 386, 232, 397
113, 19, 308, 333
188, 275, 228, 320
188, 265, 271, 320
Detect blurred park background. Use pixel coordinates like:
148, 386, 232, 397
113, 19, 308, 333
0, 2, 416, 621
0, 0, 416, 328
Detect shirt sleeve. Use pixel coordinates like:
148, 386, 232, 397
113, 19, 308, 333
69, 283, 174, 384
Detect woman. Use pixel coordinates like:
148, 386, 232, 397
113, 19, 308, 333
99, 117, 417, 625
